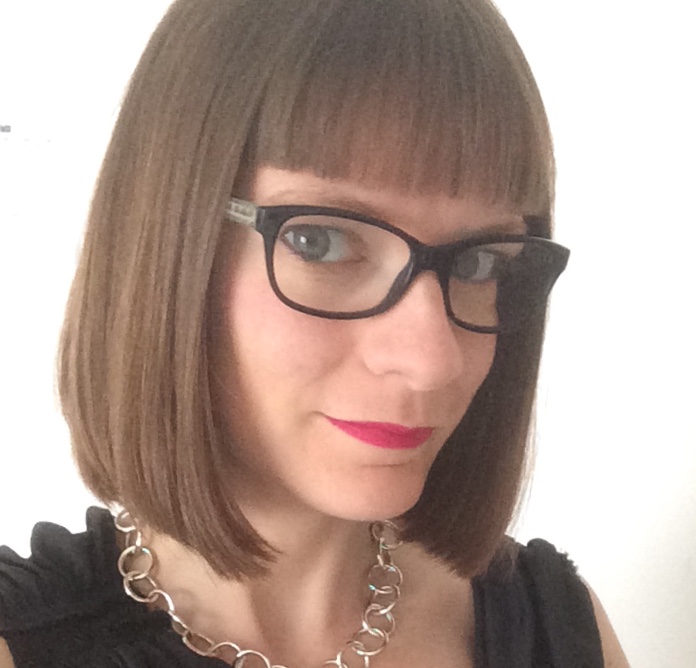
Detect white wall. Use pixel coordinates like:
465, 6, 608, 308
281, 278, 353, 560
1, 2, 694, 666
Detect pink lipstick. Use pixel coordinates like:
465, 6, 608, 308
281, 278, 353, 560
326, 417, 434, 450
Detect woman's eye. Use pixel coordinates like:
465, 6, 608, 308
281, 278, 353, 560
452, 249, 502, 283
280, 225, 354, 263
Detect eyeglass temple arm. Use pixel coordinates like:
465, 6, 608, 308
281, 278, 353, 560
226, 198, 258, 228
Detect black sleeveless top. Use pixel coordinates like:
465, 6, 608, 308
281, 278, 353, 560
0, 507, 603, 667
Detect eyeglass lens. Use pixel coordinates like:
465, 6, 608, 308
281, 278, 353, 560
271, 214, 555, 331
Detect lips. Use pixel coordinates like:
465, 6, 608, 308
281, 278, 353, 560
326, 417, 434, 450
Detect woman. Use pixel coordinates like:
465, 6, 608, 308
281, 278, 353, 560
0, 0, 629, 666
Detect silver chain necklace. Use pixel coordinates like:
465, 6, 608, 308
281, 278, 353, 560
114, 509, 403, 668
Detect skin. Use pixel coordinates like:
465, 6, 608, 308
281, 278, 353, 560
0, 168, 630, 667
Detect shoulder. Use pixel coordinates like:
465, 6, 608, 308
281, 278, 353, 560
0, 507, 121, 633
517, 540, 629, 666
0, 638, 15, 668
582, 580, 631, 668
0, 509, 200, 667
473, 538, 624, 667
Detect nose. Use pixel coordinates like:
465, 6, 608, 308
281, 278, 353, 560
359, 273, 474, 392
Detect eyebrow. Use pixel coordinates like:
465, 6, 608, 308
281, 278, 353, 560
260, 189, 529, 240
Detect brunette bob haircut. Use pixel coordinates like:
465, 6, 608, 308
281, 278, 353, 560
59, 0, 555, 579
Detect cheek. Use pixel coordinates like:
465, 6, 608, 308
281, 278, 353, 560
221, 250, 350, 411
470, 332, 497, 379
452, 330, 498, 409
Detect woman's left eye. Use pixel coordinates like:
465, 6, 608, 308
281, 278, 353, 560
451, 249, 503, 283
280, 225, 353, 263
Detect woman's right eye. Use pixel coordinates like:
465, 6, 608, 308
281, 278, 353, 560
280, 225, 353, 263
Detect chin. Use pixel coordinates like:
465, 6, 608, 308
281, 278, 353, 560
309, 467, 427, 522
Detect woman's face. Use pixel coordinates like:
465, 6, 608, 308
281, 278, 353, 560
211, 167, 526, 521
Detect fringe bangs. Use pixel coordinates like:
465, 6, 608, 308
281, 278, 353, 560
251, 0, 553, 212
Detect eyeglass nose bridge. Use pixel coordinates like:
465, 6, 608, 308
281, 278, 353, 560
411, 243, 456, 283
415, 243, 441, 271
384, 244, 453, 312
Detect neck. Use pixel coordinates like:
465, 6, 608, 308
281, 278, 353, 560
139, 509, 382, 665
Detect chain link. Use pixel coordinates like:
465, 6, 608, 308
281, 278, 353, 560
114, 510, 402, 668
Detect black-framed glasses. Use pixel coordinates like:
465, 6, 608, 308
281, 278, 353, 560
225, 198, 570, 334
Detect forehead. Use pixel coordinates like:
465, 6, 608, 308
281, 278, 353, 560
251, 167, 528, 243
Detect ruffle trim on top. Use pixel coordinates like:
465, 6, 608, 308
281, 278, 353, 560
0, 507, 124, 632
472, 538, 603, 668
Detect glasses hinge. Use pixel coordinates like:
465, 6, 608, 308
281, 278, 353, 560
226, 199, 258, 227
